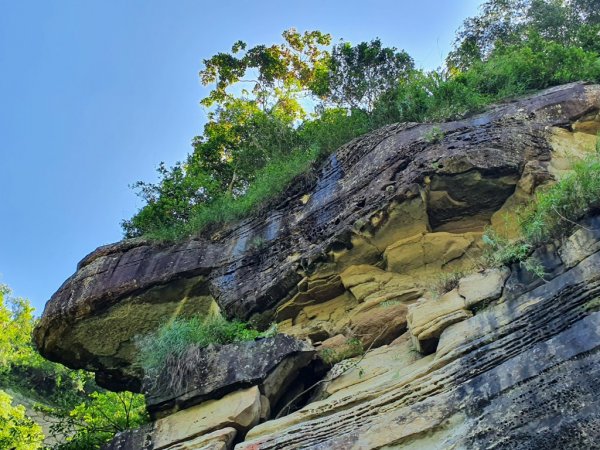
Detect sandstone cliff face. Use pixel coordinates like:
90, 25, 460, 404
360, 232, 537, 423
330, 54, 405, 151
33, 83, 600, 449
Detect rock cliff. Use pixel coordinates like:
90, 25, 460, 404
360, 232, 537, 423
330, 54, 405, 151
34, 82, 600, 449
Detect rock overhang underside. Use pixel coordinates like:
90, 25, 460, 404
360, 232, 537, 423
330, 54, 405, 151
33, 83, 600, 398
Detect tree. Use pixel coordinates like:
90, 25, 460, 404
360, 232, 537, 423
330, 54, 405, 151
322, 39, 414, 111
0, 390, 44, 450
50, 391, 147, 450
122, 97, 299, 238
200, 28, 332, 116
0, 285, 36, 372
448, 0, 600, 69
0, 284, 148, 449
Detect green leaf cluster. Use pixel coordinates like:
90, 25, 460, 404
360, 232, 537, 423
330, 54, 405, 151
0, 390, 44, 450
136, 315, 276, 377
123, 2, 600, 243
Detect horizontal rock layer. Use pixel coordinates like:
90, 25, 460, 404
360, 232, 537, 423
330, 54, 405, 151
144, 335, 315, 418
33, 83, 600, 389
237, 214, 600, 449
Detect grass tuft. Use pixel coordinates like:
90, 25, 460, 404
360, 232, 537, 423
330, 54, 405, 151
136, 315, 276, 379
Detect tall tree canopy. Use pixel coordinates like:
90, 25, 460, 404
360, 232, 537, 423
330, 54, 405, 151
322, 39, 414, 111
448, 0, 600, 69
199, 28, 332, 116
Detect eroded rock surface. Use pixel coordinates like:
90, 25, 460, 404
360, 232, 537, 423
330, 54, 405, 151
34, 83, 600, 389
34, 83, 600, 449
144, 335, 315, 418
238, 216, 600, 449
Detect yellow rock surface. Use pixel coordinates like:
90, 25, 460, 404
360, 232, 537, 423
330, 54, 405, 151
153, 387, 261, 450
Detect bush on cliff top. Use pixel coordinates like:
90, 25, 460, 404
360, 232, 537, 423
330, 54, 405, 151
123, 1, 600, 241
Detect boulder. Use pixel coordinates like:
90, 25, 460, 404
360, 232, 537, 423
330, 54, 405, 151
104, 386, 260, 450
144, 335, 315, 417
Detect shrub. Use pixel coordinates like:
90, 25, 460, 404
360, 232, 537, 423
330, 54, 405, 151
0, 390, 44, 450
136, 315, 275, 377
429, 270, 467, 297
146, 147, 318, 241
519, 154, 600, 244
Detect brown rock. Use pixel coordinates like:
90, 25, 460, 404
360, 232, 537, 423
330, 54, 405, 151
33, 83, 600, 390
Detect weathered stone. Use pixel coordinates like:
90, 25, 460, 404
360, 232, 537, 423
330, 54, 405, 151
144, 335, 315, 417
34, 84, 600, 390
383, 231, 482, 275
407, 290, 472, 353
153, 388, 259, 449
558, 215, 600, 268
458, 267, 509, 309
237, 222, 600, 449
161, 427, 237, 450
349, 302, 408, 348
103, 387, 255, 450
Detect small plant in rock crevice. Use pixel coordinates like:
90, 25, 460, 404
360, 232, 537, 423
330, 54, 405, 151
428, 269, 467, 298
319, 337, 364, 366
423, 126, 445, 144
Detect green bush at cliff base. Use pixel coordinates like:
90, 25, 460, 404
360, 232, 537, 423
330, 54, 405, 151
136, 316, 276, 377
0, 390, 44, 450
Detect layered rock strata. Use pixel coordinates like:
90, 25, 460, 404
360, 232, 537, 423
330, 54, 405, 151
32, 83, 600, 449
34, 83, 600, 390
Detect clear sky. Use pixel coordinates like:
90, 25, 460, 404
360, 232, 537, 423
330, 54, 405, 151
0, 0, 483, 313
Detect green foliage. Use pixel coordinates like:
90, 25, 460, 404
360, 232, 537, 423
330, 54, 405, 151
423, 126, 445, 144
460, 36, 600, 98
0, 286, 147, 449
371, 69, 488, 124
50, 391, 148, 450
482, 229, 533, 267
123, 9, 600, 243
136, 315, 275, 377
298, 108, 372, 155
322, 38, 414, 110
319, 337, 364, 365
483, 150, 600, 277
519, 154, 600, 244
448, 0, 600, 69
0, 286, 35, 371
144, 146, 318, 241
0, 390, 44, 450
200, 28, 331, 112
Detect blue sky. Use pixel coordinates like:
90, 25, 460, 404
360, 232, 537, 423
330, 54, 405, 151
0, 0, 482, 313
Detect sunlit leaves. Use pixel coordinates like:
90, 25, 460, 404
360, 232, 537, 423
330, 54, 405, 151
0, 390, 44, 450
